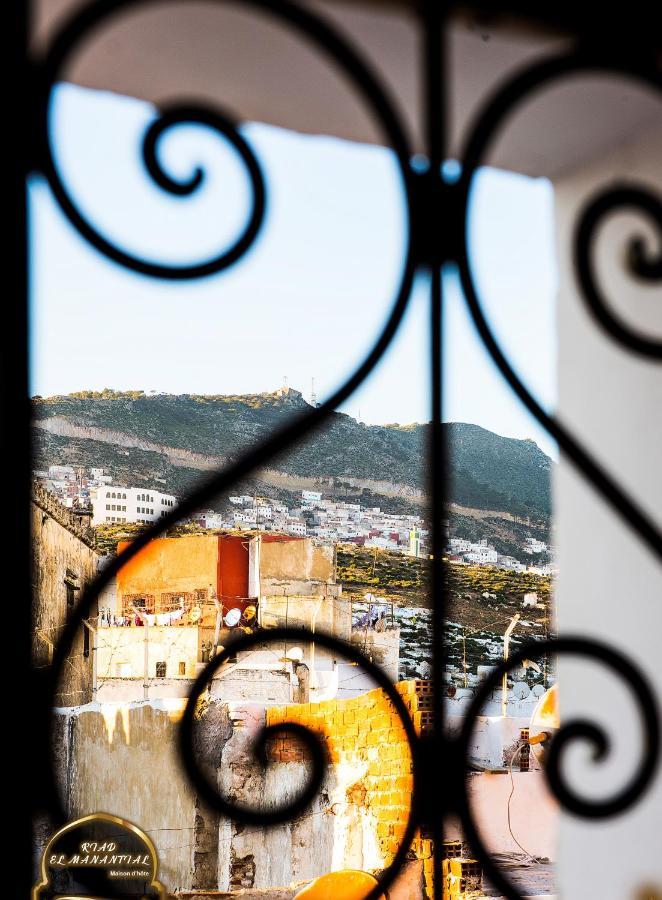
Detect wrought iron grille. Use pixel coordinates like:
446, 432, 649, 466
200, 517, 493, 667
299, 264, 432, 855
13, 1, 661, 897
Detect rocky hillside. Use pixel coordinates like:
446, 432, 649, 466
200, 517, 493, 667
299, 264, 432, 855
32, 389, 552, 523
337, 545, 552, 678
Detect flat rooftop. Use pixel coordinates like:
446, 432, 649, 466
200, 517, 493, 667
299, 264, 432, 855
482, 859, 555, 898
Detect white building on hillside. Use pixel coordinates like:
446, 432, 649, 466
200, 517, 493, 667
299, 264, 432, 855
90, 486, 178, 525
286, 519, 307, 536
464, 544, 498, 565
524, 537, 548, 554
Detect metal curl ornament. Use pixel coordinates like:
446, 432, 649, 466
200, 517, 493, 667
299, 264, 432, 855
28, 7, 662, 899
39, 92, 266, 279
179, 626, 419, 900
453, 636, 660, 900
455, 50, 662, 567
35, 0, 272, 279
575, 183, 662, 358
34, 0, 416, 281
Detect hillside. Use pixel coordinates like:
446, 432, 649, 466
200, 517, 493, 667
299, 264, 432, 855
337, 545, 552, 678
32, 389, 552, 526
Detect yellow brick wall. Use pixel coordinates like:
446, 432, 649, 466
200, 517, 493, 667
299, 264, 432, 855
266, 680, 434, 893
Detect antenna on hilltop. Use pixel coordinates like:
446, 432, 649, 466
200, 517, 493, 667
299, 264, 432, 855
311, 377, 317, 408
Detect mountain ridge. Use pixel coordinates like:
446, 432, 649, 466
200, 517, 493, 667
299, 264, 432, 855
32, 389, 552, 522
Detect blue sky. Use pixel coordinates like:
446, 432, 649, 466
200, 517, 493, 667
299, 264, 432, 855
30, 84, 558, 456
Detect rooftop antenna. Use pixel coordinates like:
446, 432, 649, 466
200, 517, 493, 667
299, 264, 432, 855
311, 377, 317, 408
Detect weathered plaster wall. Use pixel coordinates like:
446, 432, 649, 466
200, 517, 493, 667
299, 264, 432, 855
172, 686, 429, 894
96, 676, 196, 702
349, 627, 400, 683
260, 539, 334, 585
259, 595, 351, 643
94, 664, 293, 703
55, 698, 230, 892
445, 771, 557, 861
209, 668, 293, 704
216, 704, 325, 892
31, 487, 100, 706
117, 534, 219, 619
259, 682, 423, 887
258, 681, 555, 896
95, 624, 201, 680
50, 680, 556, 897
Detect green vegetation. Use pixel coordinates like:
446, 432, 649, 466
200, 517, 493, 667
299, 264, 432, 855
337, 544, 552, 638
450, 512, 551, 559
94, 522, 147, 555
94, 520, 235, 556
338, 544, 428, 596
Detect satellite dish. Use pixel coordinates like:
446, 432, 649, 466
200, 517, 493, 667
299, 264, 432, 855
531, 683, 546, 698
224, 607, 241, 627
244, 604, 256, 621
189, 605, 201, 623
512, 681, 530, 700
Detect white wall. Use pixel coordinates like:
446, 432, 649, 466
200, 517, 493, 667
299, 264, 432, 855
554, 127, 662, 898
91, 486, 177, 525
95, 624, 200, 680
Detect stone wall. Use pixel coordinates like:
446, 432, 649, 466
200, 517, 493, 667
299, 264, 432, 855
50, 680, 556, 897
32, 480, 97, 547
31, 483, 100, 706
266, 681, 431, 877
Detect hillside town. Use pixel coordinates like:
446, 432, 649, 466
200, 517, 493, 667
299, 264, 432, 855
35, 463, 555, 576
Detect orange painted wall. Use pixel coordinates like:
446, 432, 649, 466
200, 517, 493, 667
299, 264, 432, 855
117, 534, 220, 604
116, 532, 327, 619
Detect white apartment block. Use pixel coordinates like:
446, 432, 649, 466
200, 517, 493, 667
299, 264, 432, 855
199, 511, 226, 529
449, 537, 473, 554
527, 563, 557, 577
524, 537, 548, 554
286, 519, 307, 536
497, 554, 525, 573
91, 486, 177, 525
